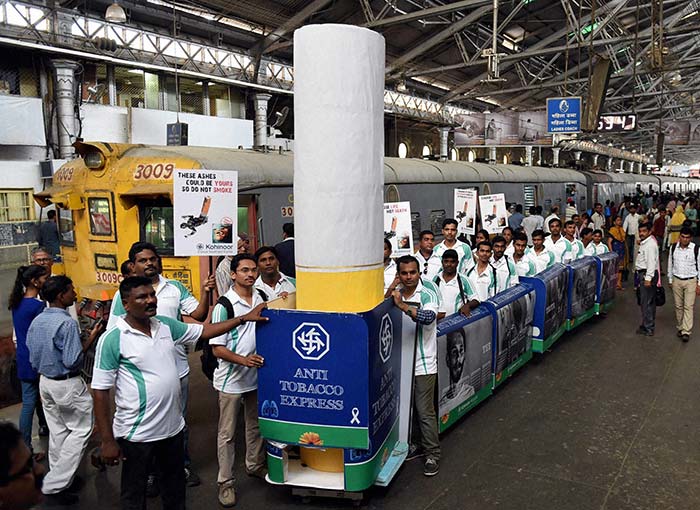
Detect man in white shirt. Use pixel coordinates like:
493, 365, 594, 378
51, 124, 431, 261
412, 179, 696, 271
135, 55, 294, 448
635, 222, 659, 336
563, 221, 584, 260
466, 242, 497, 301
383, 239, 397, 295
668, 227, 700, 342
254, 246, 296, 299
623, 203, 641, 269
491, 235, 518, 293
543, 206, 560, 234
512, 232, 536, 276
433, 219, 474, 274
527, 230, 555, 273
585, 229, 610, 256
433, 249, 479, 317
391, 255, 442, 477
544, 219, 573, 264
211, 254, 271, 506
591, 203, 606, 231
107, 242, 215, 488
502, 227, 515, 257
414, 230, 442, 282
521, 206, 543, 246
93, 276, 262, 510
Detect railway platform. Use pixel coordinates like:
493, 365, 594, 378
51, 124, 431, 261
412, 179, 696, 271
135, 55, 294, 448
3, 284, 698, 510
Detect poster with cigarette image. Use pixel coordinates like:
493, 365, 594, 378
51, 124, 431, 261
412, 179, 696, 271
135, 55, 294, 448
454, 189, 478, 235
478, 193, 508, 234
383, 202, 413, 257
173, 169, 238, 256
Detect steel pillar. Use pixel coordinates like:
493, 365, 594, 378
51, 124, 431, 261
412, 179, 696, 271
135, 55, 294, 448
254, 93, 272, 149
51, 59, 79, 159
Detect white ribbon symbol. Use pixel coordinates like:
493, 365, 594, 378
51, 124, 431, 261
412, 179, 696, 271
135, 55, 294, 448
350, 407, 360, 425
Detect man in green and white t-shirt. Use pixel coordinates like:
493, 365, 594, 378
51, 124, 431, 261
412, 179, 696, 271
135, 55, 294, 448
210, 253, 269, 508
107, 242, 216, 488
392, 255, 442, 477
564, 220, 585, 260
433, 218, 474, 274
544, 218, 573, 264
93, 276, 266, 510
512, 232, 537, 277
433, 249, 479, 317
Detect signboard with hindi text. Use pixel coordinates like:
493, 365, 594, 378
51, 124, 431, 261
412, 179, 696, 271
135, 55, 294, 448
547, 97, 581, 133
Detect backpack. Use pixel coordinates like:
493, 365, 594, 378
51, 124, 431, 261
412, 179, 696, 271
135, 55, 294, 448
199, 290, 267, 381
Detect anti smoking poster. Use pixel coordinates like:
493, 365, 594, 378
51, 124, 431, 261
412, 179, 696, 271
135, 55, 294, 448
384, 202, 413, 257
478, 193, 508, 234
173, 169, 237, 256
454, 189, 478, 235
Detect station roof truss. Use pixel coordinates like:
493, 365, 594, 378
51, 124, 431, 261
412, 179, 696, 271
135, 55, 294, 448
3, 0, 700, 162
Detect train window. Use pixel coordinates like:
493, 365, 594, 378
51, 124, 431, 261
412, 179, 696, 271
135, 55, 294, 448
523, 185, 537, 210
57, 207, 75, 246
140, 201, 174, 255
88, 198, 113, 236
397, 142, 408, 159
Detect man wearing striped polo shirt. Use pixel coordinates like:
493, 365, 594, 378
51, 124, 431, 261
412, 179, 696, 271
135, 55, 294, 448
392, 255, 442, 477
433, 219, 474, 274
107, 242, 216, 489
93, 276, 265, 510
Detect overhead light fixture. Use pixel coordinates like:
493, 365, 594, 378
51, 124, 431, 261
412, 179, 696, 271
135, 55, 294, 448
105, 2, 127, 23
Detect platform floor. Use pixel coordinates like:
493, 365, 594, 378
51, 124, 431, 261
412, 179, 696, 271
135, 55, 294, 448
3, 282, 699, 510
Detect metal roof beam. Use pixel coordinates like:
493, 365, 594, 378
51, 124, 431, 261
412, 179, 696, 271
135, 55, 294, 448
364, 0, 493, 28
386, 4, 493, 75
258, 0, 334, 54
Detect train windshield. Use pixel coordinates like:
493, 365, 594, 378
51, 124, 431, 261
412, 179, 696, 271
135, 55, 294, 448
57, 207, 75, 246
139, 200, 174, 255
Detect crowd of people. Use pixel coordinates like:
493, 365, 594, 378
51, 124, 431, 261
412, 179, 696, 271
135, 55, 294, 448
2, 188, 699, 509
1, 222, 296, 509
381, 190, 700, 480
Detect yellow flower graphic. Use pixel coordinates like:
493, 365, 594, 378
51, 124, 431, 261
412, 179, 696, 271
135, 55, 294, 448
299, 432, 323, 446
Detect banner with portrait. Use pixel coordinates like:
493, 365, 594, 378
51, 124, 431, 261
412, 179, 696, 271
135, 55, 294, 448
384, 201, 414, 257
436, 309, 493, 433
454, 188, 478, 235
478, 193, 508, 234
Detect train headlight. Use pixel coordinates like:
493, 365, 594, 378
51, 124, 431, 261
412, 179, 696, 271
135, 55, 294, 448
84, 151, 106, 170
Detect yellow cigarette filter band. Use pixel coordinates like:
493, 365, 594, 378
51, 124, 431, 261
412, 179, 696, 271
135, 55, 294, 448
295, 267, 384, 313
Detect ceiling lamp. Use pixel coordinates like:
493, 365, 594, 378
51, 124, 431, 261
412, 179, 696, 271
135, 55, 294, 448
105, 2, 127, 23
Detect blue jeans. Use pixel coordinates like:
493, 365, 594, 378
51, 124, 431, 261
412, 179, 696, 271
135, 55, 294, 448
20, 379, 44, 450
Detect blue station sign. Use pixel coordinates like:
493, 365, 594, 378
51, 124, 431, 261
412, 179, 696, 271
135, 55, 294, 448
546, 97, 582, 133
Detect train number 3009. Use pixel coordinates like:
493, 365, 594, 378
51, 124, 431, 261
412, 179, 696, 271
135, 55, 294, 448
133, 163, 175, 180
96, 271, 124, 284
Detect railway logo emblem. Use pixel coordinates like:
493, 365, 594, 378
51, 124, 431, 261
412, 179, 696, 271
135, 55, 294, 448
293, 322, 330, 361
379, 314, 393, 363
559, 99, 569, 113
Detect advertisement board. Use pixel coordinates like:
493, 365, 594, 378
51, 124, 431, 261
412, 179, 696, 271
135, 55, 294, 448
596, 252, 618, 313
436, 309, 493, 432
521, 263, 569, 353
484, 285, 535, 386
173, 169, 237, 256
485, 112, 519, 145
567, 256, 598, 329
478, 193, 508, 234
384, 202, 413, 257
454, 189, 478, 235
